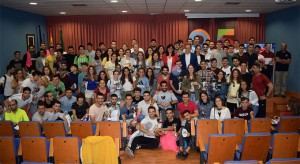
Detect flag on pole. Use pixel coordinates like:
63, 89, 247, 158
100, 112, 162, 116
49, 26, 53, 46
59, 25, 64, 51
38, 25, 42, 44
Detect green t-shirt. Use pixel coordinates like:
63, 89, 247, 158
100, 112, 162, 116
46, 82, 66, 98
74, 55, 91, 69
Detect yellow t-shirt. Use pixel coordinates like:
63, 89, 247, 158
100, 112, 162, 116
5, 108, 29, 123
227, 80, 240, 104
46, 54, 57, 74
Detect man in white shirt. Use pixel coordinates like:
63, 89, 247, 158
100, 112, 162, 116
85, 42, 95, 60
130, 39, 144, 53
32, 101, 54, 124
4, 87, 33, 110
137, 91, 159, 120
89, 93, 108, 123
179, 44, 199, 71
0, 65, 15, 99
21, 71, 41, 93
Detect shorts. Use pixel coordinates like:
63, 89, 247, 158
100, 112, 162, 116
85, 90, 94, 98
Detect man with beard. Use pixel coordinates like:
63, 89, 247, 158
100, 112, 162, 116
201, 43, 211, 68
59, 88, 76, 115
22, 45, 39, 72
65, 46, 77, 71
46, 75, 66, 99
136, 91, 159, 122
106, 94, 120, 121
35, 49, 47, 73
125, 106, 159, 157
5, 99, 29, 125
4, 87, 33, 111
32, 100, 54, 123
170, 60, 186, 103
209, 58, 221, 78
89, 93, 108, 123
157, 66, 171, 91
177, 92, 199, 122
153, 81, 178, 121
150, 39, 157, 52
120, 94, 136, 126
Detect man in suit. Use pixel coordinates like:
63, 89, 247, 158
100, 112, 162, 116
35, 49, 46, 73
179, 44, 199, 71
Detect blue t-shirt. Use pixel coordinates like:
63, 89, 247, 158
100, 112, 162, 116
120, 104, 135, 120
136, 76, 149, 95
69, 72, 79, 88
87, 79, 98, 90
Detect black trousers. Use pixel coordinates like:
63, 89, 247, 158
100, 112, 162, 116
256, 99, 266, 118
130, 136, 159, 152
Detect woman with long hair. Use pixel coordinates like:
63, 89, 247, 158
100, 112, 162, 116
284, 98, 300, 116
146, 68, 157, 96
104, 53, 118, 78
102, 48, 113, 67
43, 66, 53, 81
107, 70, 122, 101
11, 69, 25, 94
93, 49, 103, 74
211, 70, 228, 101
98, 70, 109, 84
181, 64, 201, 103
197, 91, 214, 119
195, 45, 205, 64
162, 44, 178, 73
118, 48, 125, 62
84, 66, 98, 105
157, 45, 165, 60
238, 80, 259, 117
136, 51, 148, 69
210, 96, 231, 121
136, 68, 150, 96
94, 79, 110, 102
120, 49, 136, 71
120, 67, 136, 99
145, 47, 154, 63
151, 52, 164, 79
227, 69, 242, 115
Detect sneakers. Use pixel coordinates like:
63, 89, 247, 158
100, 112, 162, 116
176, 151, 184, 159
136, 144, 141, 150
182, 151, 189, 159
125, 147, 134, 158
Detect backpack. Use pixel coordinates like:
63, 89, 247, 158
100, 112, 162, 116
0, 75, 7, 94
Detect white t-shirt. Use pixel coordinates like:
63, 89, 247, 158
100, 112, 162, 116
123, 76, 136, 92
21, 78, 38, 92
167, 57, 173, 73
0, 74, 14, 96
141, 116, 158, 138
185, 53, 191, 68
210, 107, 231, 122
221, 66, 232, 80
137, 100, 159, 116
89, 104, 108, 122
9, 93, 33, 109
32, 111, 54, 122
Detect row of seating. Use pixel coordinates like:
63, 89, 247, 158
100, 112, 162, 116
224, 158, 300, 164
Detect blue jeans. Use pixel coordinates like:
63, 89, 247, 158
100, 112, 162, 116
252, 105, 259, 117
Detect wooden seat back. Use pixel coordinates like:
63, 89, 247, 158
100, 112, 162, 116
249, 118, 271, 133
0, 121, 14, 137
223, 119, 247, 145
0, 137, 18, 163
19, 121, 41, 137
53, 137, 80, 163
21, 137, 48, 162
43, 121, 66, 139
272, 132, 298, 158
197, 119, 220, 145
278, 116, 300, 133
70, 122, 93, 140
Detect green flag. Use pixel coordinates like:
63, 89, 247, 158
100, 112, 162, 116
60, 26, 64, 51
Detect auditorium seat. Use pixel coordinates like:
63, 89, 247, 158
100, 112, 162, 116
224, 160, 260, 164
196, 119, 221, 147
20, 137, 50, 163
42, 121, 67, 139
0, 121, 15, 137
277, 116, 300, 133
248, 118, 271, 133
267, 158, 300, 164
223, 118, 248, 145
199, 134, 236, 164
50, 137, 81, 163
70, 121, 94, 140
19, 121, 42, 137
270, 132, 299, 159
236, 133, 272, 162
0, 136, 20, 164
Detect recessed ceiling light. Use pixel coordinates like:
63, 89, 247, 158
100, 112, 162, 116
29, 2, 37, 5
60, 12, 66, 15
195, 0, 202, 2
122, 10, 127, 13
245, 9, 252, 12
111, 0, 118, 2
184, 10, 190, 12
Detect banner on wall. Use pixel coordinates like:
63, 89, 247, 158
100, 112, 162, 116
189, 28, 235, 44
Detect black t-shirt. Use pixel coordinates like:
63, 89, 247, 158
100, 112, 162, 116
9, 60, 23, 70
162, 117, 181, 132
241, 72, 252, 87
169, 70, 187, 95
275, 50, 291, 71
248, 53, 258, 69
72, 101, 90, 119
182, 121, 191, 133
234, 106, 253, 121
45, 100, 55, 109
65, 53, 77, 71
133, 96, 143, 106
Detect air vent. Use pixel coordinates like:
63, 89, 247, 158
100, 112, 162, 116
224, 2, 241, 5
72, 4, 87, 7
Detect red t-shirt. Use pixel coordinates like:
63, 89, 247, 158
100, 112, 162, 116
177, 101, 198, 117
252, 73, 271, 97
261, 50, 274, 58
94, 87, 110, 100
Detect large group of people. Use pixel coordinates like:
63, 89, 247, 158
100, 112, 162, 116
0, 36, 295, 159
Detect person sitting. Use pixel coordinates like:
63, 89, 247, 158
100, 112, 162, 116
176, 110, 195, 160
4, 87, 33, 111
197, 91, 214, 119
71, 93, 90, 121
177, 92, 199, 122
283, 98, 300, 116
5, 99, 29, 126
233, 97, 254, 122
125, 106, 159, 158
153, 80, 178, 121
89, 93, 108, 123
210, 97, 231, 122
32, 101, 54, 124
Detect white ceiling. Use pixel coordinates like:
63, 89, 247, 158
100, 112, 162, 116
1, 0, 299, 16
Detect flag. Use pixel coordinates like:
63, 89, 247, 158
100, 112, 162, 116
38, 25, 42, 45
49, 26, 53, 46
60, 25, 65, 51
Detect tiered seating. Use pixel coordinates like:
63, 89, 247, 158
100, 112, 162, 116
0, 136, 19, 163
19, 121, 42, 137
51, 137, 81, 163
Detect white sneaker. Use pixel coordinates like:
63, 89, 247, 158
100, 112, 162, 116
136, 145, 141, 150
125, 147, 134, 157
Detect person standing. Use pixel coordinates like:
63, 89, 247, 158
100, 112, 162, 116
274, 43, 291, 97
